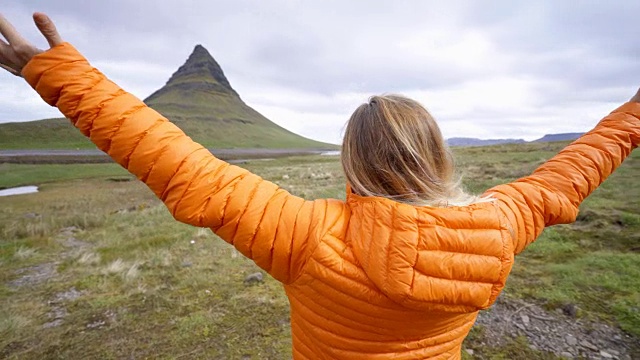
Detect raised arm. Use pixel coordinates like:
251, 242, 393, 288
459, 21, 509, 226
484, 99, 640, 254
1, 13, 340, 283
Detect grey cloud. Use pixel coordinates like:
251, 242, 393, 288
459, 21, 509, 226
1, 0, 637, 142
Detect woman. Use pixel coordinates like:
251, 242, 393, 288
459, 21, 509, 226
1, 13, 638, 359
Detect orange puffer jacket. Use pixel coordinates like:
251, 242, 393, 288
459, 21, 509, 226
23, 44, 640, 359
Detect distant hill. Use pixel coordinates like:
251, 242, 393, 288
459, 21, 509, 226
447, 132, 584, 147
533, 133, 584, 143
447, 137, 526, 147
0, 119, 89, 150
0, 45, 335, 150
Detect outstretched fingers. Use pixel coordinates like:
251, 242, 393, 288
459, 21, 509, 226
0, 38, 20, 74
0, 13, 28, 45
33, 12, 63, 47
0, 12, 53, 76
0, 63, 20, 76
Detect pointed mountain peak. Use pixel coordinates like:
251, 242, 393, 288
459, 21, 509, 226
192, 44, 209, 56
145, 44, 238, 104
173, 44, 235, 92
186, 44, 216, 67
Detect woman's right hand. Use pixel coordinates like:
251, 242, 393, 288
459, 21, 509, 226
0, 12, 63, 77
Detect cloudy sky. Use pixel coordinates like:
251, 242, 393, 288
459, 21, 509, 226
1, 1, 638, 144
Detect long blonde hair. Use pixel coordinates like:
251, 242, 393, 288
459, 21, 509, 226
341, 95, 483, 207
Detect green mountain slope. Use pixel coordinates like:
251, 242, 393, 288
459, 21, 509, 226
0, 118, 90, 150
0, 45, 335, 150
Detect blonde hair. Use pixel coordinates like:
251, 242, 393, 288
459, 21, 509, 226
341, 94, 485, 207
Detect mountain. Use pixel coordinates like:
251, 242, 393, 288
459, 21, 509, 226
143, 45, 332, 149
533, 133, 584, 143
447, 137, 526, 147
447, 133, 584, 147
0, 45, 335, 150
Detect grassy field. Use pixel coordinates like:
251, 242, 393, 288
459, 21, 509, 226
0, 163, 129, 189
0, 117, 338, 150
0, 119, 95, 150
0, 142, 638, 359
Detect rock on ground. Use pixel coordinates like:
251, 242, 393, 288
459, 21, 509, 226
475, 296, 638, 359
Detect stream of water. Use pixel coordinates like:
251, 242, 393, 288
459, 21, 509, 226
0, 186, 39, 197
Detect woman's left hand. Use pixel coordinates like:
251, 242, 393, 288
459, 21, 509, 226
0, 12, 63, 77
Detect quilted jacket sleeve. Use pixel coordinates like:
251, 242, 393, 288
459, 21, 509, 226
484, 102, 640, 254
21, 43, 329, 284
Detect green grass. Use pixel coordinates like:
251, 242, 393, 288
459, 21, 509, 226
0, 116, 337, 150
0, 118, 94, 150
0, 163, 129, 188
0, 142, 638, 358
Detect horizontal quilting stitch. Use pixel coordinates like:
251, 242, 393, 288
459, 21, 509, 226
245, 188, 275, 261
412, 263, 499, 285
382, 205, 396, 297
413, 251, 502, 283
545, 150, 602, 186
305, 256, 390, 308
296, 281, 415, 325
515, 188, 543, 241
486, 229, 512, 306
288, 199, 318, 284
206, 166, 244, 208
618, 109, 640, 121
175, 158, 225, 214
330, 249, 363, 276
82, 88, 124, 137
589, 125, 631, 144
426, 285, 492, 307
290, 296, 468, 357
415, 222, 502, 232
289, 304, 360, 351
104, 104, 146, 154
405, 286, 490, 310
113, 111, 174, 169
138, 131, 188, 184
230, 177, 263, 247
291, 200, 329, 284
416, 247, 501, 261
426, 214, 493, 231
290, 321, 320, 360
305, 255, 472, 310
123, 117, 165, 168
35, 58, 85, 86
43, 61, 91, 109
265, 193, 288, 272
316, 229, 345, 253
166, 149, 216, 213
73, 74, 107, 121
300, 279, 403, 323
292, 292, 444, 349
285, 198, 303, 279
564, 146, 611, 184
416, 244, 503, 259
308, 244, 378, 293
419, 228, 503, 257
293, 289, 411, 340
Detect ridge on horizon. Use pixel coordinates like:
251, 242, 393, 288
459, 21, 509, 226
446, 132, 584, 147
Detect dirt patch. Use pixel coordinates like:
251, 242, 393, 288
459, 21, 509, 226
474, 296, 638, 359
7, 263, 57, 288
43, 287, 85, 329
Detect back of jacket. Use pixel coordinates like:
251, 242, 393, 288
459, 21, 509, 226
283, 190, 514, 359
22, 43, 640, 359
